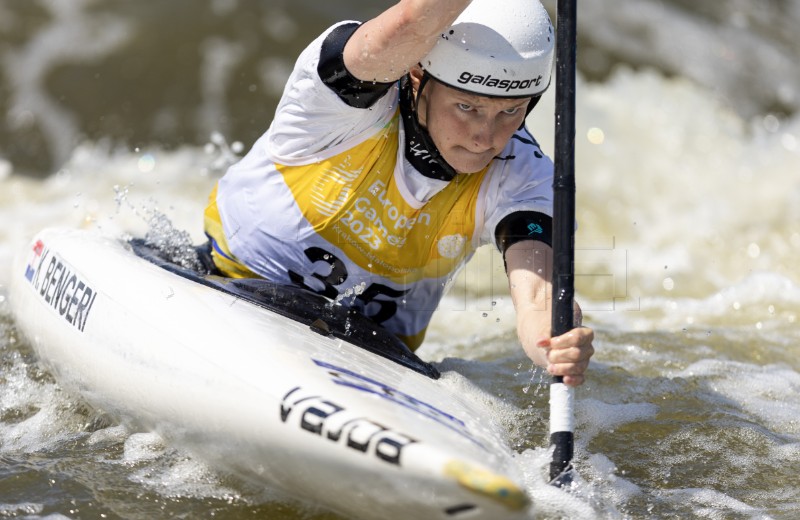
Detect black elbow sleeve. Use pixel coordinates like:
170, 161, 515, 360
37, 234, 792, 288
318, 23, 395, 109
494, 211, 553, 254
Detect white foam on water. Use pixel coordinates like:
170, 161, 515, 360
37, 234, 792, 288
589, 271, 800, 334
577, 399, 659, 445
121, 431, 167, 463
126, 452, 243, 502
98, 431, 244, 503
676, 359, 800, 436
85, 424, 129, 447
514, 400, 657, 519
433, 364, 529, 454
513, 448, 631, 520
658, 488, 774, 520
582, 452, 642, 507
0, 503, 44, 517
0, 138, 239, 287
0, 351, 85, 454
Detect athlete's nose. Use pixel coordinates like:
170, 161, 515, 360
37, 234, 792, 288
469, 116, 496, 152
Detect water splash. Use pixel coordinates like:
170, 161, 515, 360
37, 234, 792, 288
110, 181, 203, 271
143, 211, 204, 272
333, 281, 367, 304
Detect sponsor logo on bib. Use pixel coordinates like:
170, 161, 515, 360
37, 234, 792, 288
437, 234, 466, 259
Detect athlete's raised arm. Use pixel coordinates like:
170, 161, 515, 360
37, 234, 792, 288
343, 0, 472, 83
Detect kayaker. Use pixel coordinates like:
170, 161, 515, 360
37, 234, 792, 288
204, 0, 594, 386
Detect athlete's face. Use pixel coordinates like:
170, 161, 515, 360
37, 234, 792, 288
411, 68, 530, 174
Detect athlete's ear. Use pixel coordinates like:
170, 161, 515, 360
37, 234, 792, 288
408, 65, 424, 95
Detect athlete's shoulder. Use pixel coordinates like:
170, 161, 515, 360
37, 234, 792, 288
267, 21, 400, 161
508, 126, 547, 156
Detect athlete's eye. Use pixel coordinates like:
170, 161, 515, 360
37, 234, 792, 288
457, 103, 473, 112
503, 107, 521, 115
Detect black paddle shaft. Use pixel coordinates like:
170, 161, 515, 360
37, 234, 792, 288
552, 1, 577, 336
549, 0, 577, 484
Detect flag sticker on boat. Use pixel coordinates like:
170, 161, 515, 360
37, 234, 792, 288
24, 240, 98, 332
24, 239, 45, 282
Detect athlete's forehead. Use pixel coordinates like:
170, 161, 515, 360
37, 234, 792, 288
435, 81, 531, 108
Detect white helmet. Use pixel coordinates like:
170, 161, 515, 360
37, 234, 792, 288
421, 0, 555, 98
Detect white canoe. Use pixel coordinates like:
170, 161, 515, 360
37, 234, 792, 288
10, 227, 533, 519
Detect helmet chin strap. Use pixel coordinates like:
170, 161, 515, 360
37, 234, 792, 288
400, 71, 458, 181
525, 94, 543, 117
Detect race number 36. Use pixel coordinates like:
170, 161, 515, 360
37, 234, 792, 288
288, 247, 407, 324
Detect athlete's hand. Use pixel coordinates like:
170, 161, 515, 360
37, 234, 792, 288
536, 327, 594, 387
516, 305, 594, 387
